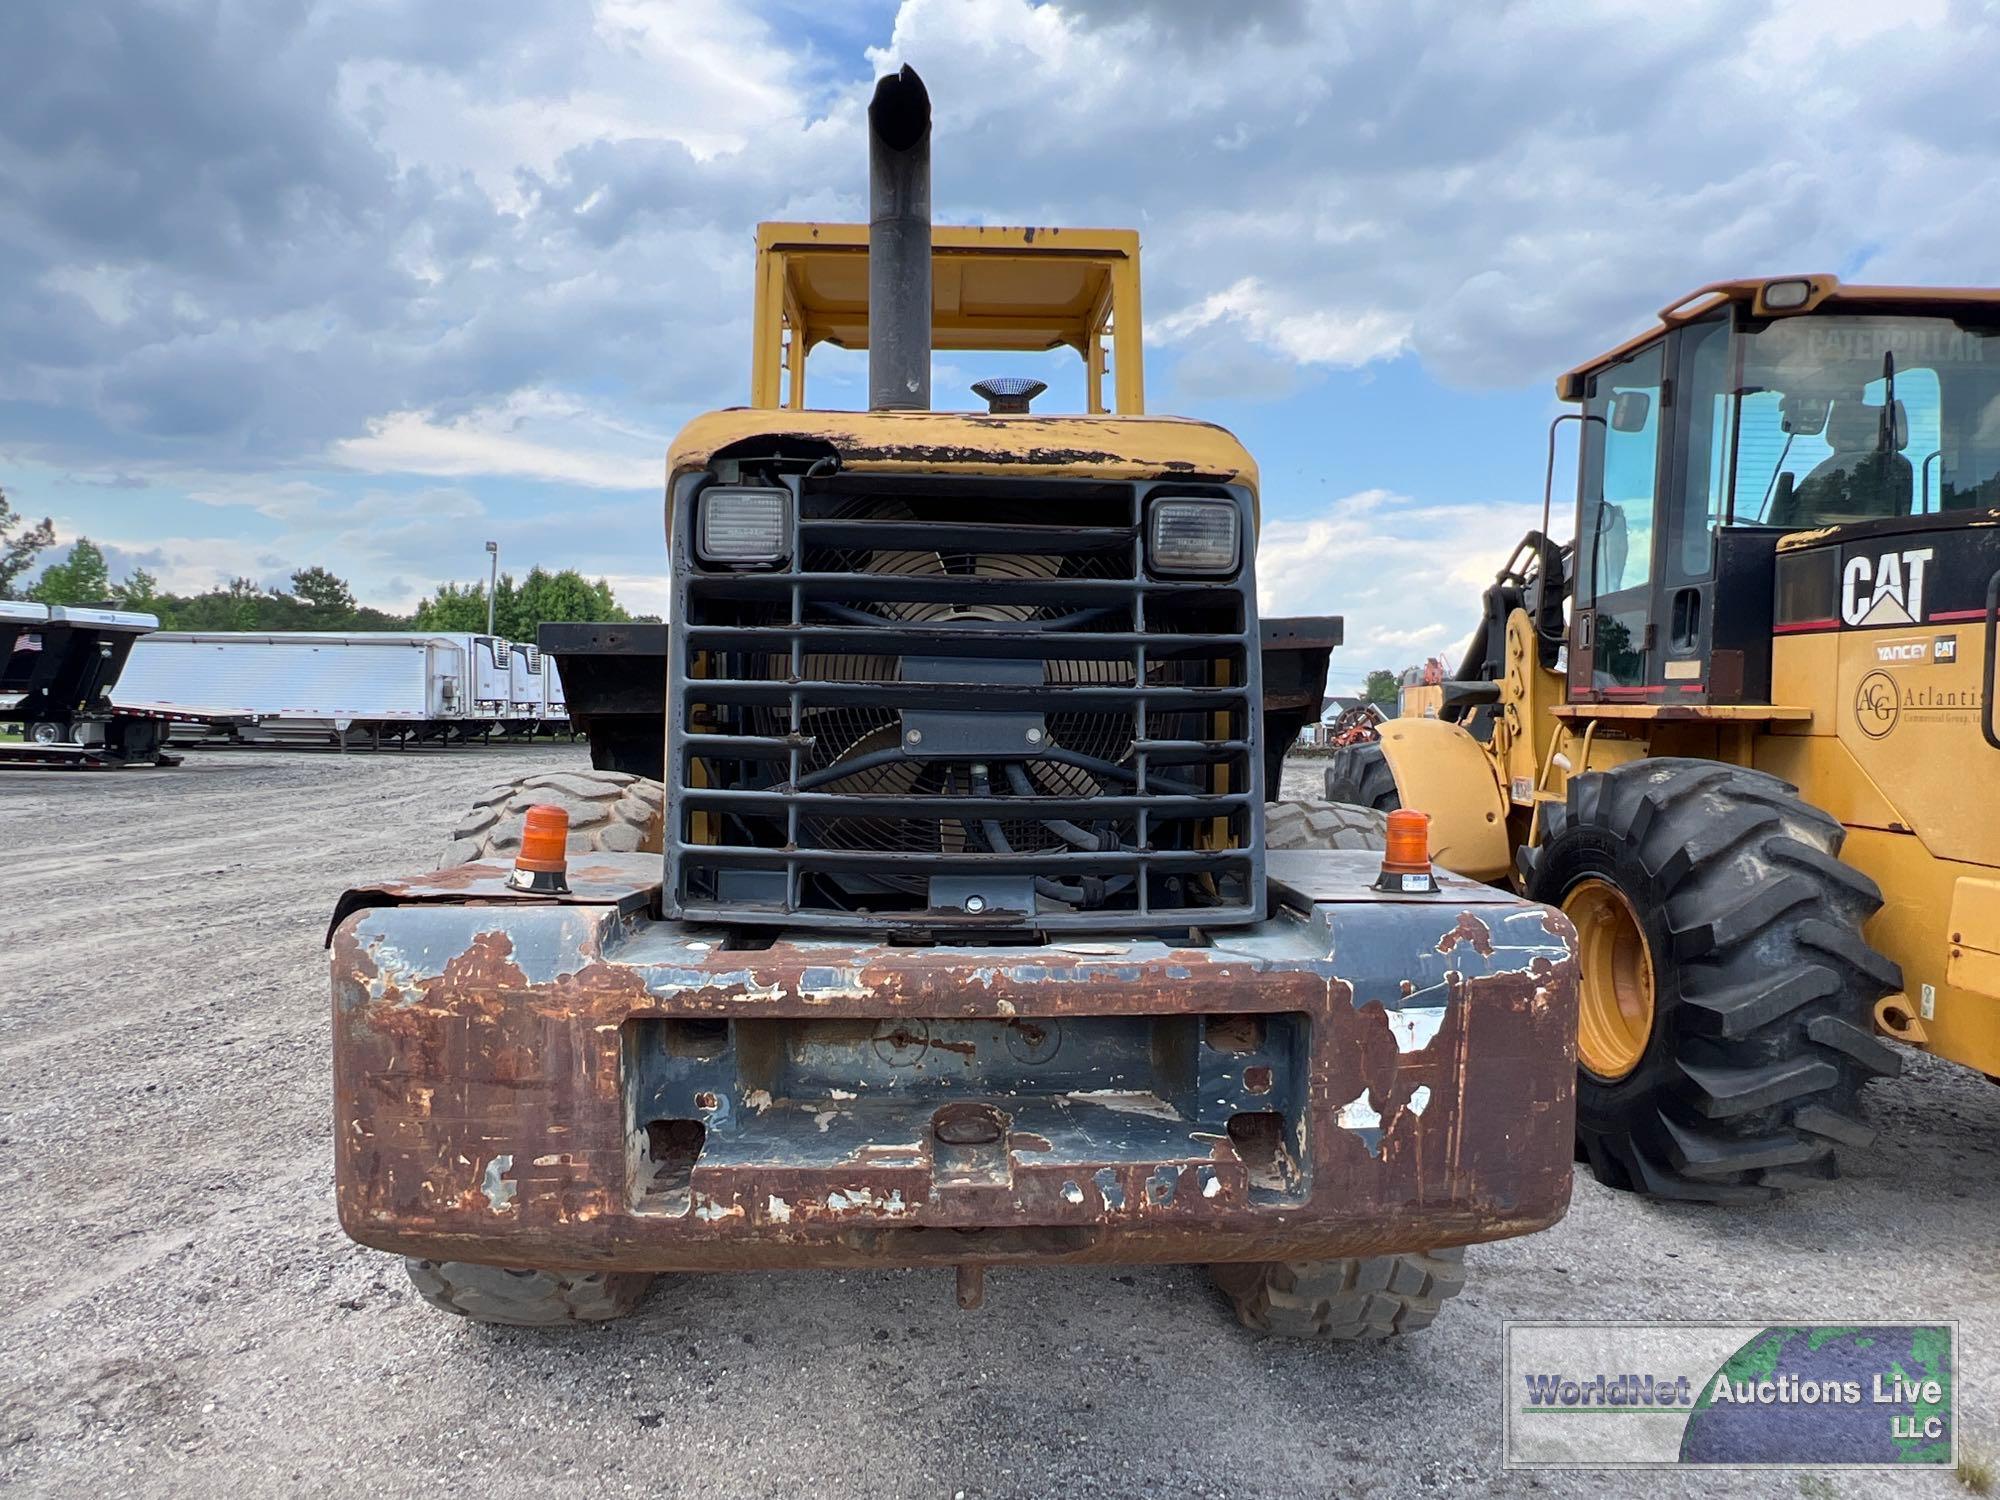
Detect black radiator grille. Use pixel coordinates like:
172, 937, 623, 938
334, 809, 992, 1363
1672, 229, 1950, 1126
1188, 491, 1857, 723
667, 473, 1263, 932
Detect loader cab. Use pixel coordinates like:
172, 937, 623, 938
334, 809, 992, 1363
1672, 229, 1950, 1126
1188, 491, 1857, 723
1561, 277, 2000, 704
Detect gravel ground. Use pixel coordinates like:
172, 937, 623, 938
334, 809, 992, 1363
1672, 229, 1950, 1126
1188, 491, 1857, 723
0, 746, 1992, 1499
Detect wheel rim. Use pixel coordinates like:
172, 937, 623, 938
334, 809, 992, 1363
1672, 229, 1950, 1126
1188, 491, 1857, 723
1563, 876, 1656, 1081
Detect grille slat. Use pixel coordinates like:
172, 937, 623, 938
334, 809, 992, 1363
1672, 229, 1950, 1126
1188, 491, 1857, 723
683, 624, 1239, 657
682, 680, 1249, 710
669, 474, 1263, 932
800, 519, 1137, 554
681, 788, 1255, 816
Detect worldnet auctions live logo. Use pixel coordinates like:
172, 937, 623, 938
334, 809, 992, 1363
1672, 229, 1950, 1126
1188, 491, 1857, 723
1504, 1322, 1956, 1470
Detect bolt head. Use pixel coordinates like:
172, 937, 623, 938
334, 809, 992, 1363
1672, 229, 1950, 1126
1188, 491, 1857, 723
964, 895, 986, 913
1025, 727, 1045, 745
905, 728, 922, 745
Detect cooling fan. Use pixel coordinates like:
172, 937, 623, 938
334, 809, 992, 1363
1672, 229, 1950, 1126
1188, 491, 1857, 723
755, 498, 1142, 898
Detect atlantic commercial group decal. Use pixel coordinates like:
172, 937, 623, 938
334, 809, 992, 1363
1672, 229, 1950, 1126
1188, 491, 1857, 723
1504, 1322, 1957, 1470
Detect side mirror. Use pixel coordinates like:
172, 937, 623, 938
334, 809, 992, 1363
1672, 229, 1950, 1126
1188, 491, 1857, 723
1609, 390, 1652, 433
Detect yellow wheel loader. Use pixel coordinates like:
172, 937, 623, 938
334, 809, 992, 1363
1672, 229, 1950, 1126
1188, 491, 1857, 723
1324, 276, 2000, 1203
327, 66, 1583, 1333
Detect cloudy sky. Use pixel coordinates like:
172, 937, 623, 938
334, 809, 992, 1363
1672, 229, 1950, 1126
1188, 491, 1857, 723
3, 0, 1991, 689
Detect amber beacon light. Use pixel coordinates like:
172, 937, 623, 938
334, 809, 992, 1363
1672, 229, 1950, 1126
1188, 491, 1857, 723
1375, 809, 1439, 894
507, 804, 572, 894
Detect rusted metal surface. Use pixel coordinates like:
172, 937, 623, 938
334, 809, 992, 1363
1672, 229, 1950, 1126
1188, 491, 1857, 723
666, 408, 1259, 491
331, 850, 1578, 1272
325, 853, 659, 943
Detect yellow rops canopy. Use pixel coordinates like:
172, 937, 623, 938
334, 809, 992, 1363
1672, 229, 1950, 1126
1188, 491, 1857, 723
750, 222, 1145, 414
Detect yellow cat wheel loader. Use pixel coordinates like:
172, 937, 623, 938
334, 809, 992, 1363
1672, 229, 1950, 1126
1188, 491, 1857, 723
1325, 275, 2000, 1203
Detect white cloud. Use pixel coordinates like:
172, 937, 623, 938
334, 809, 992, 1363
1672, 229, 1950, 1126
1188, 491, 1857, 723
1153, 277, 1410, 368
10, 0, 2000, 649
329, 390, 665, 490
1258, 489, 1547, 693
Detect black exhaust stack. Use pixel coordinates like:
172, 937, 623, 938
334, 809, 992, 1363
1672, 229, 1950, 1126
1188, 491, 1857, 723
867, 65, 932, 412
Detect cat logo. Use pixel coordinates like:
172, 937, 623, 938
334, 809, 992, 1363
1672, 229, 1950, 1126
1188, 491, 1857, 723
1841, 547, 1934, 627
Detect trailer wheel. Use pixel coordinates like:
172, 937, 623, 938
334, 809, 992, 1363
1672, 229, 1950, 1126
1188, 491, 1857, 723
445, 768, 665, 865
1321, 743, 1401, 812
1211, 1249, 1466, 1339
1522, 759, 1901, 1203
404, 1260, 653, 1327
26, 720, 70, 746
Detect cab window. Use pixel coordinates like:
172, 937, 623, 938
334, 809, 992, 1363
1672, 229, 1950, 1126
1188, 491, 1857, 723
1579, 342, 1664, 602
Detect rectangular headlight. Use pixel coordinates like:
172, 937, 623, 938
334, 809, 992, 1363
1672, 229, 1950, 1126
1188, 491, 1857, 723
698, 486, 790, 564
1148, 497, 1239, 575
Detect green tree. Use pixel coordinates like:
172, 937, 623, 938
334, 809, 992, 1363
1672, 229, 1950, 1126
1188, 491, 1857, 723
113, 567, 162, 614
289, 565, 358, 624
0, 489, 57, 600
511, 566, 631, 637
413, 567, 631, 640
411, 579, 493, 633
27, 537, 114, 606
1362, 669, 1400, 706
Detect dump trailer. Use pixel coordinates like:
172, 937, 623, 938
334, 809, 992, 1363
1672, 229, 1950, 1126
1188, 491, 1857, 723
1, 602, 179, 768
329, 68, 1581, 1335
1324, 275, 2000, 1204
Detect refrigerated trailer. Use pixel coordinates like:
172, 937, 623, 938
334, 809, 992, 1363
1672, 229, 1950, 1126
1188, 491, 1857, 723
505, 642, 545, 732
541, 654, 567, 728
463, 634, 513, 719
114, 631, 479, 745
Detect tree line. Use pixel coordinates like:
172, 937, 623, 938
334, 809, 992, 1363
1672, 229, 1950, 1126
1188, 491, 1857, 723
1, 488, 645, 637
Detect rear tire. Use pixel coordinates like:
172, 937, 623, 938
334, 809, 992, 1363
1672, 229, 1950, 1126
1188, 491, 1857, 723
423, 770, 665, 1323
1265, 798, 1388, 851
1523, 759, 1901, 1203
446, 768, 664, 865
1322, 743, 1401, 811
1211, 1249, 1466, 1339
1242, 800, 1462, 1339
404, 1259, 653, 1326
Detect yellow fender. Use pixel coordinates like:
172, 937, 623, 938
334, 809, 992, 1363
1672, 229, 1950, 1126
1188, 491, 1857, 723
1374, 718, 1513, 883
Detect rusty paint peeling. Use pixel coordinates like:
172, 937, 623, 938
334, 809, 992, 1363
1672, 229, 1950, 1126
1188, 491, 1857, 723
329, 866, 1579, 1273
1436, 912, 1496, 958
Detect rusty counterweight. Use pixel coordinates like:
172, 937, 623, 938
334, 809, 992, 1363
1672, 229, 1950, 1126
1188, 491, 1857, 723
331, 851, 1577, 1273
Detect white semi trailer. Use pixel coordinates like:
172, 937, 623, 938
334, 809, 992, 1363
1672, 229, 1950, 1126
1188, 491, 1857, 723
115, 631, 485, 745
541, 655, 567, 727
462, 634, 513, 719
505, 642, 545, 730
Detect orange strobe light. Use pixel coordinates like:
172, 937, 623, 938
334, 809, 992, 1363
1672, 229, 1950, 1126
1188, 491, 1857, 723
1375, 809, 1439, 894
507, 804, 571, 894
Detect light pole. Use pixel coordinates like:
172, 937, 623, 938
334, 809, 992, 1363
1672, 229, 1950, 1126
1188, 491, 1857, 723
484, 541, 499, 636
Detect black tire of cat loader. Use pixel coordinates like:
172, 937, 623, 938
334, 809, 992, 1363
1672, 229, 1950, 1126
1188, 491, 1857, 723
422, 770, 667, 1323
1209, 800, 1468, 1340
404, 1260, 654, 1327
1210, 1250, 1467, 1340
1521, 759, 1902, 1204
445, 768, 665, 865
1321, 742, 1401, 812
